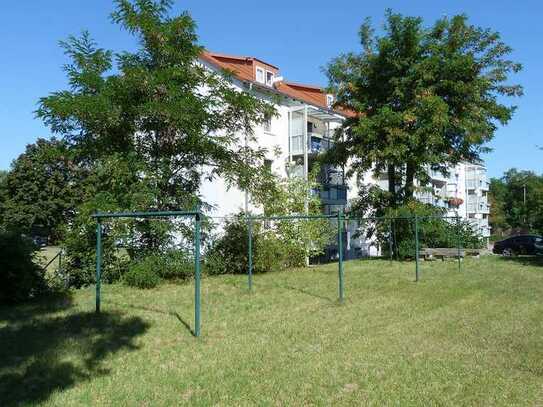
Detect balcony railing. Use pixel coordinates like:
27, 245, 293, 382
466, 196, 490, 214
312, 185, 347, 204
466, 178, 490, 191
320, 165, 344, 186
466, 168, 490, 191
428, 169, 448, 183
290, 132, 334, 155
417, 192, 448, 208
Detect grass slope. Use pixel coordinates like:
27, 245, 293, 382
1, 256, 543, 406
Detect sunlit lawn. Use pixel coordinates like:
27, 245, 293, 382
1, 256, 543, 406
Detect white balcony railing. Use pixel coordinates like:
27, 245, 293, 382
428, 169, 448, 183
466, 168, 489, 191
417, 192, 448, 208
466, 196, 490, 214
290, 132, 334, 155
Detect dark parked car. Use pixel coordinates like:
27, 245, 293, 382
31, 235, 48, 248
493, 235, 543, 256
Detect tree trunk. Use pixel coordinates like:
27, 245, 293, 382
404, 162, 416, 200
387, 165, 397, 206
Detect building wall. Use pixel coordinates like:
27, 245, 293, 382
199, 87, 292, 217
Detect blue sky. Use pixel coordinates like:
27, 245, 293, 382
1, 0, 541, 178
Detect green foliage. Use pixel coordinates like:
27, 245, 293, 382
206, 171, 336, 275
123, 250, 193, 289
372, 201, 483, 259
36, 0, 274, 211
123, 258, 162, 289
205, 216, 295, 275
205, 215, 251, 275
0, 170, 7, 226
0, 231, 47, 303
61, 153, 162, 287
489, 169, 543, 236
253, 166, 336, 262
138, 251, 194, 281
326, 10, 522, 205
1, 139, 82, 242
34, 0, 276, 287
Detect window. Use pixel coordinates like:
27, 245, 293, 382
264, 159, 273, 172
326, 94, 334, 108
263, 112, 272, 133
256, 67, 265, 84
266, 71, 274, 86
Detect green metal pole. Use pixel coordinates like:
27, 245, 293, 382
415, 215, 420, 282
456, 214, 462, 272
247, 217, 253, 291
95, 220, 102, 313
338, 210, 345, 303
194, 212, 201, 337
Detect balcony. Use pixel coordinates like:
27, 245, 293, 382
466, 168, 490, 191
312, 185, 347, 205
320, 165, 344, 186
466, 196, 490, 214
428, 169, 448, 185
290, 132, 334, 156
417, 191, 448, 209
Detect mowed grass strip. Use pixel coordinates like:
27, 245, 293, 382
1, 256, 543, 406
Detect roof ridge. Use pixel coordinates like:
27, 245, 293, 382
204, 50, 279, 70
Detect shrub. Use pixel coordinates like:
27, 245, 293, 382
204, 214, 333, 275
379, 201, 484, 259
254, 231, 288, 273
0, 231, 47, 303
205, 216, 251, 275
123, 257, 162, 289
141, 251, 194, 281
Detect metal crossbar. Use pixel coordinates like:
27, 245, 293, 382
92, 210, 199, 219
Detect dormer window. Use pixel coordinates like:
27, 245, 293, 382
326, 94, 334, 108
256, 67, 265, 84
266, 71, 274, 86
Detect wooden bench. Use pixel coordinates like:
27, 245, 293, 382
420, 248, 481, 261
420, 248, 463, 261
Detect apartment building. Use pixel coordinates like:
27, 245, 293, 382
199, 51, 351, 217
199, 50, 491, 257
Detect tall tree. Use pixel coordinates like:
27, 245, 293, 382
0, 170, 8, 227
490, 169, 543, 235
35, 0, 276, 284
2, 139, 82, 241
36, 0, 274, 213
325, 10, 522, 206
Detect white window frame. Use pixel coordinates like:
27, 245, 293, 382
256, 67, 265, 84
265, 70, 274, 86
326, 94, 334, 108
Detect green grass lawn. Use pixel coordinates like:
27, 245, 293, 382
1, 256, 543, 406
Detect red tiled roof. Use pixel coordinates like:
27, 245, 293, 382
201, 50, 356, 118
